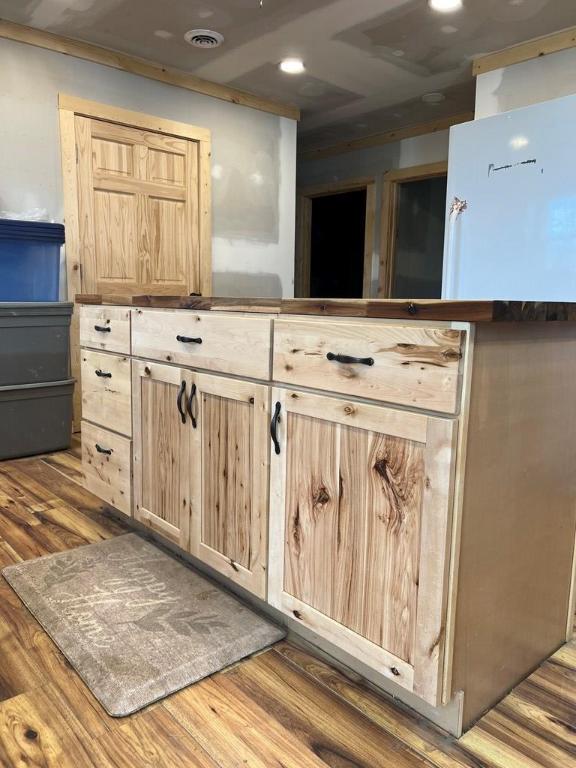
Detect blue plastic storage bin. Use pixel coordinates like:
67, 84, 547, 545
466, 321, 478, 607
0, 219, 65, 301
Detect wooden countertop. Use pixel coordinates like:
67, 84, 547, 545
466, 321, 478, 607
75, 295, 576, 322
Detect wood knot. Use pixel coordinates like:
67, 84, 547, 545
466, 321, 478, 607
25, 729, 38, 740
390, 667, 401, 677
343, 405, 355, 416
144, 366, 151, 375
313, 486, 330, 506
373, 458, 389, 481
293, 610, 302, 620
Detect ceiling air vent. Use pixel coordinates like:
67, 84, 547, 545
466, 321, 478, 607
184, 29, 224, 49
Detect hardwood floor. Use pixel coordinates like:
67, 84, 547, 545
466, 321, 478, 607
0, 441, 574, 767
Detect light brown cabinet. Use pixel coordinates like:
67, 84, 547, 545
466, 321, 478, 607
189, 373, 270, 598
268, 387, 457, 705
132, 360, 193, 549
130, 358, 271, 597
78, 300, 576, 737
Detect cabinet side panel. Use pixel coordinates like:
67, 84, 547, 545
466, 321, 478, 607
453, 322, 576, 728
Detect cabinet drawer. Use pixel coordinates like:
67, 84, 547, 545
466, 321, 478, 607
81, 350, 132, 436
80, 306, 131, 354
81, 421, 131, 516
132, 309, 272, 379
273, 319, 464, 413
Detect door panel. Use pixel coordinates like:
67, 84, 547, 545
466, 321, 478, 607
76, 115, 200, 296
190, 373, 270, 598
132, 360, 193, 548
202, 393, 253, 569
93, 190, 138, 284
147, 197, 187, 285
269, 387, 457, 705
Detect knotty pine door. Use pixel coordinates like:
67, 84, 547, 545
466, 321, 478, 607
132, 360, 195, 549
189, 373, 270, 599
268, 387, 457, 706
75, 117, 201, 296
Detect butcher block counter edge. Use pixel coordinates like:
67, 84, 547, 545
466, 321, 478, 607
75, 295, 576, 322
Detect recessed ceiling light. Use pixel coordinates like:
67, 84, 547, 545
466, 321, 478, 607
184, 29, 224, 49
279, 58, 305, 74
428, 0, 463, 12
422, 91, 445, 103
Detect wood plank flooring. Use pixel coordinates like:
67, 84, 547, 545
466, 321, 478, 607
0, 441, 574, 767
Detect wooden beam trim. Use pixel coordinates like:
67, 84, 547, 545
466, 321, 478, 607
299, 176, 376, 199
473, 25, 576, 76
0, 19, 300, 121
384, 160, 448, 184
299, 113, 472, 162
60, 94, 211, 142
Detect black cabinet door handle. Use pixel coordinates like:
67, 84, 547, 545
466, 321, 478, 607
95, 443, 112, 455
95, 369, 112, 378
177, 381, 186, 424
270, 401, 281, 455
94, 325, 111, 333
326, 352, 374, 366
176, 335, 202, 344
186, 383, 197, 429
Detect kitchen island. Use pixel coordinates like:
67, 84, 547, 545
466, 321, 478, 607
75, 296, 576, 735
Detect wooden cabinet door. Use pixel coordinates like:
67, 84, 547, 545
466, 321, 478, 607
132, 360, 194, 548
76, 117, 201, 296
190, 373, 270, 598
268, 387, 457, 706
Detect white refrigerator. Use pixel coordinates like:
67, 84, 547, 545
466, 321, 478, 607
442, 92, 576, 300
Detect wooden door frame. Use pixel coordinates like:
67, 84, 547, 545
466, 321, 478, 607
378, 161, 448, 298
59, 93, 212, 428
295, 177, 376, 298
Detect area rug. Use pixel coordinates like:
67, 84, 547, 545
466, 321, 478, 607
2, 533, 285, 716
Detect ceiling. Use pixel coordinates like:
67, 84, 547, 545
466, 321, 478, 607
1, 0, 576, 151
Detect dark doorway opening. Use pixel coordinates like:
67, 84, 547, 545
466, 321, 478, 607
390, 175, 447, 299
309, 189, 367, 298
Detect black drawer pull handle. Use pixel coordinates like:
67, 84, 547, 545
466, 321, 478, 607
176, 335, 202, 344
270, 401, 281, 455
95, 444, 112, 455
95, 369, 112, 378
177, 380, 186, 424
94, 325, 111, 333
326, 352, 374, 366
186, 383, 197, 429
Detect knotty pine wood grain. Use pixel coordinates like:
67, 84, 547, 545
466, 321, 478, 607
202, 392, 252, 570
132, 362, 192, 547
273, 319, 464, 413
0, 446, 574, 766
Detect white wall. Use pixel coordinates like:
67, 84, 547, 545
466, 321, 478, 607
475, 47, 576, 119
0, 37, 297, 298
297, 130, 450, 295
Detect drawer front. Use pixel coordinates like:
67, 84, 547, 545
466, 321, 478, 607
80, 306, 131, 354
132, 309, 272, 380
273, 319, 464, 413
81, 350, 132, 436
82, 421, 131, 516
